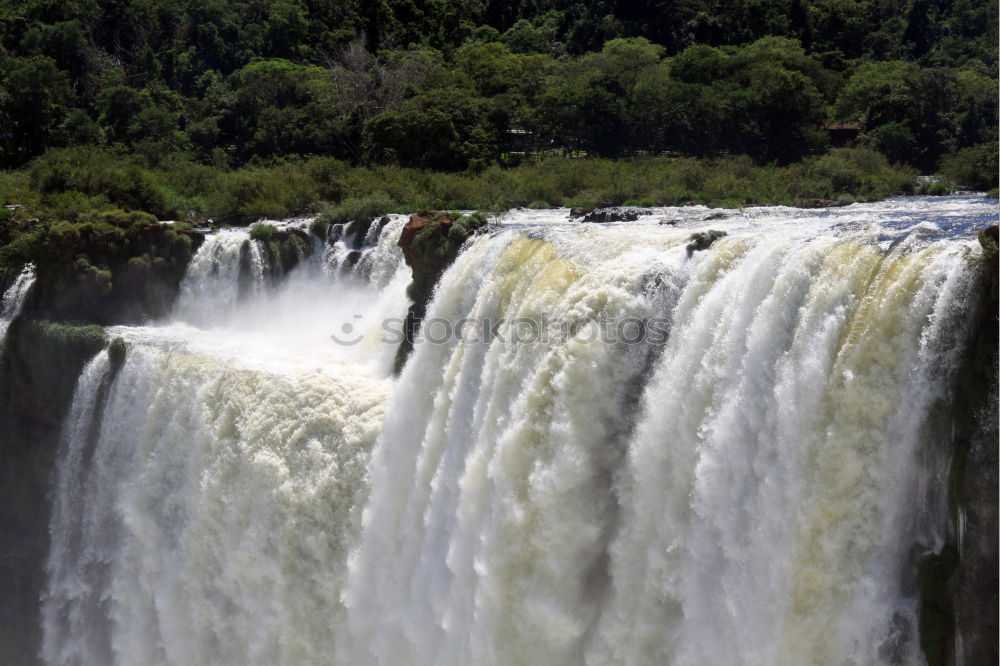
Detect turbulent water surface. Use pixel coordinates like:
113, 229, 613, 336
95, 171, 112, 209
42, 197, 994, 665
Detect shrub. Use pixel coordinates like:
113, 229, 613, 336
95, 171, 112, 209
308, 217, 330, 238
317, 193, 395, 226
938, 144, 1000, 191
27, 148, 174, 218
918, 181, 953, 196
250, 223, 276, 242
207, 166, 321, 222
90, 209, 158, 228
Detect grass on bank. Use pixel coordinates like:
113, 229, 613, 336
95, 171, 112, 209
0, 147, 934, 233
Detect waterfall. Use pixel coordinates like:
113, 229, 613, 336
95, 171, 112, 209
322, 215, 408, 281
42, 348, 391, 666
42, 198, 993, 665
587, 238, 973, 666
0, 262, 36, 342
340, 222, 980, 666
173, 230, 256, 326
42, 216, 411, 664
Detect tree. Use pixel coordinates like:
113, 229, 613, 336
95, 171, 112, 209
938, 143, 999, 189
326, 41, 438, 161
229, 59, 348, 161
18, 19, 91, 81
367, 87, 495, 170
454, 41, 524, 96
837, 62, 998, 170
0, 56, 74, 167
834, 61, 915, 125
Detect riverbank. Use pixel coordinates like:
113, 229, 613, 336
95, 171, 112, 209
1, 147, 927, 230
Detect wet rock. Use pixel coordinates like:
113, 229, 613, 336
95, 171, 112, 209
979, 225, 998, 259
581, 207, 641, 223
344, 249, 363, 267
569, 207, 591, 218
917, 223, 999, 666
686, 229, 727, 256
395, 211, 488, 372
344, 217, 374, 246
107, 336, 128, 368
703, 211, 729, 220
267, 227, 310, 244
0, 318, 108, 663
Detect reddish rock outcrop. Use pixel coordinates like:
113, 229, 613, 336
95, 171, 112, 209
394, 211, 487, 372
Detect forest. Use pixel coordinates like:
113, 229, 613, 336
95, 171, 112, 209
0, 0, 997, 223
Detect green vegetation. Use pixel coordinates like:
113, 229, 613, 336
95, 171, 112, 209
939, 144, 1000, 191
248, 223, 276, 242
1, 148, 919, 227
0, 204, 196, 322
918, 181, 953, 196
0, 146, 926, 326
0, 0, 993, 182
317, 194, 395, 227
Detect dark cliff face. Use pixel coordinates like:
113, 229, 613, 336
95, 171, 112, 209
919, 225, 998, 666
948, 226, 998, 666
393, 211, 487, 373
0, 215, 202, 664
0, 320, 108, 665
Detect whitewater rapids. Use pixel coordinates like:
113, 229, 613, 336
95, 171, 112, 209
41, 197, 994, 665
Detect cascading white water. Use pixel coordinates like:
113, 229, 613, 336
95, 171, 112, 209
320, 215, 409, 282
340, 229, 686, 666
585, 236, 974, 666
172, 229, 255, 325
42, 216, 408, 666
0, 262, 36, 343
42, 347, 391, 666
43, 199, 993, 666
339, 216, 981, 666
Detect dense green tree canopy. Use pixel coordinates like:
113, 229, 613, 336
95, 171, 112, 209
0, 0, 994, 175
